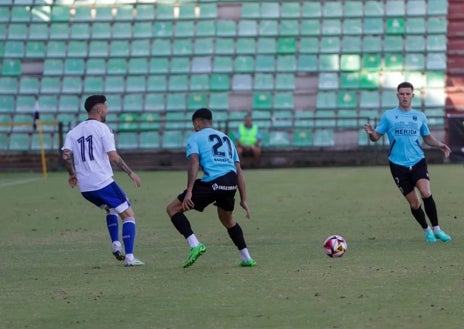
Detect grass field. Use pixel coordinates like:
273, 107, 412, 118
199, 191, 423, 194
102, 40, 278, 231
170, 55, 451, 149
1, 165, 464, 329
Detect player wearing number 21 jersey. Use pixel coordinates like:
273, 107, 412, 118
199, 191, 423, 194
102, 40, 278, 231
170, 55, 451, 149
62, 94, 144, 266
166, 108, 256, 268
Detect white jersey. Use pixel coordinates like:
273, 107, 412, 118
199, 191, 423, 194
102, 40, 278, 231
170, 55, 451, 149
62, 119, 116, 192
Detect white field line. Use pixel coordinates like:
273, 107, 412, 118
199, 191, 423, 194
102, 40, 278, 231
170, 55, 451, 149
0, 177, 43, 188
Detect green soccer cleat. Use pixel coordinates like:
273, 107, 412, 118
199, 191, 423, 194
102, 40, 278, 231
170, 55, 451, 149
124, 258, 145, 267
424, 230, 437, 243
113, 250, 125, 261
183, 243, 206, 268
239, 259, 256, 267
434, 230, 451, 242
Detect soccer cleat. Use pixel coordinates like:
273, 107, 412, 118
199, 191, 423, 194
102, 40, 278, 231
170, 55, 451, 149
239, 258, 256, 267
112, 250, 125, 261
183, 243, 206, 268
124, 258, 145, 267
434, 230, 451, 242
424, 230, 437, 243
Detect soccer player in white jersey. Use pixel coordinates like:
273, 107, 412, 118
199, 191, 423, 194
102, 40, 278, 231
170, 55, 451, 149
364, 82, 452, 243
166, 108, 256, 268
62, 95, 144, 266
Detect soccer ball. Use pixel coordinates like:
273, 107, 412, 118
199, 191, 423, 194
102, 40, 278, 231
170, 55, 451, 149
323, 235, 347, 257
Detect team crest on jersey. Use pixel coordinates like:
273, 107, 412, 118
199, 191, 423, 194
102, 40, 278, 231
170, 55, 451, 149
413, 116, 417, 121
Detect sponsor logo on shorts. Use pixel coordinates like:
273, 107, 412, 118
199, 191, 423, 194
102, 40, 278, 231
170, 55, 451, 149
211, 183, 237, 191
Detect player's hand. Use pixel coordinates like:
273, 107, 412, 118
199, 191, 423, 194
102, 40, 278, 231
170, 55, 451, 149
129, 172, 141, 187
240, 200, 251, 219
363, 123, 374, 134
182, 191, 195, 211
439, 143, 451, 158
68, 174, 77, 188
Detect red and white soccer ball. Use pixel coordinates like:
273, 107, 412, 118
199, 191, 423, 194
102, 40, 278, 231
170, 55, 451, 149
323, 235, 347, 257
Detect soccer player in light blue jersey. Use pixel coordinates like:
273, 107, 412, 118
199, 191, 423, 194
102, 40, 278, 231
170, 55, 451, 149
166, 108, 256, 268
62, 95, 144, 266
364, 82, 452, 243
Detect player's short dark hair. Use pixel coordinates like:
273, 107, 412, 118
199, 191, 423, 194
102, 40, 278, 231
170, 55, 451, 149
84, 95, 107, 112
397, 82, 414, 91
192, 108, 212, 121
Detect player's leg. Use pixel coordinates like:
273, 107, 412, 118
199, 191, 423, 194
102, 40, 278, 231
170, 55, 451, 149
166, 190, 206, 268
118, 206, 144, 266
105, 207, 124, 260
217, 207, 255, 267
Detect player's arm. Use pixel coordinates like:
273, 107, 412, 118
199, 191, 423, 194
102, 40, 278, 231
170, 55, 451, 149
235, 162, 251, 219
422, 135, 451, 158
62, 149, 77, 188
363, 123, 382, 142
183, 153, 200, 211
108, 150, 141, 187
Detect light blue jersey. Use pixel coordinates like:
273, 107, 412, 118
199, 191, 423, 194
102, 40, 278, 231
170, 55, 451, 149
375, 107, 430, 167
186, 127, 239, 182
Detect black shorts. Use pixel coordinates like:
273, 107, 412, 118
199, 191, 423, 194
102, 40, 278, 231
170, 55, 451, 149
389, 158, 430, 195
177, 171, 238, 212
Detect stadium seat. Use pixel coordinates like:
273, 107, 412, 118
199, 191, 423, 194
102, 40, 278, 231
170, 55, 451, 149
342, 36, 362, 53
236, 38, 256, 55
2, 60, 21, 76
162, 130, 186, 149
337, 92, 358, 109
140, 131, 160, 149
268, 131, 291, 147
144, 93, 165, 112
166, 93, 187, 112
19, 77, 39, 94
188, 93, 208, 110
313, 129, 335, 147
209, 93, 229, 111
25, 41, 45, 58
292, 130, 313, 147
117, 132, 139, 149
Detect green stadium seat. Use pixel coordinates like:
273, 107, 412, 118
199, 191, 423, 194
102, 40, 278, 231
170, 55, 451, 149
4, 41, 24, 58
272, 110, 293, 128
405, 53, 425, 70
384, 54, 404, 71
337, 92, 358, 109
277, 55, 296, 72
319, 54, 339, 72
302, 2, 321, 17
0, 77, 18, 95
122, 94, 144, 112
94, 6, 114, 21
323, 2, 343, 17
153, 22, 172, 38
0, 96, 14, 113
170, 57, 190, 73
67, 41, 88, 57
156, 5, 174, 20
427, 53, 446, 70
213, 56, 233, 73
168, 75, 188, 92
239, 20, 257, 36
407, 0, 426, 16
146, 76, 167, 92
275, 73, 295, 90
381, 91, 398, 109
128, 58, 148, 74
360, 91, 380, 108
86, 58, 105, 75
344, 2, 363, 17
215, 38, 234, 55
117, 132, 139, 149
149, 58, 169, 74
257, 38, 276, 54
91, 22, 112, 39
427, 35, 447, 52
364, 18, 384, 34
73, 7, 92, 22
9, 133, 31, 151
2, 60, 21, 76
110, 40, 129, 57
405, 36, 425, 52
70, 23, 90, 39
300, 21, 321, 36
297, 55, 318, 72
252, 93, 272, 110
255, 55, 276, 72
107, 58, 127, 75
133, 22, 153, 38
46, 41, 66, 57
406, 17, 425, 34
64, 58, 85, 75
386, 1, 405, 16
269, 130, 291, 147
131, 40, 151, 57
337, 110, 359, 128
259, 20, 278, 36
316, 91, 337, 109
165, 112, 188, 129
427, 17, 447, 34
340, 54, 361, 71
188, 93, 208, 110
105, 76, 125, 93
277, 38, 297, 54
280, 20, 299, 36
234, 56, 254, 73
209, 93, 229, 111
322, 19, 341, 35
281, 2, 300, 18
28, 23, 48, 40
135, 4, 155, 20
340, 72, 360, 89
313, 129, 335, 147
8, 23, 28, 39
16, 95, 35, 112
144, 94, 165, 112
198, 3, 217, 19
236, 38, 256, 55
173, 39, 192, 56
383, 36, 403, 52
194, 38, 214, 55
118, 113, 139, 132
292, 130, 313, 147
254, 74, 271, 90
166, 93, 186, 112
40, 77, 60, 94
11, 6, 31, 22
140, 131, 160, 149
51, 6, 70, 22
209, 74, 229, 91
175, 21, 194, 37
25, 41, 45, 58
318, 72, 339, 90
360, 72, 379, 90
217, 20, 236, 37
362, 54, 381, 71
314, 111, 336, 128
126, 76, 146, 93
196, 21, 216, 37
162, 130, 186, 149
19, 77, 39, 94
116, 5, 134, 21
274, 92, 294, 109
61, 76, 82, 94
189, 75, 209, 91
88, 41, 109, 57
362, 36, 382, 53
241, 3, 259, 18
83, 76, 104, 94
386, 18, 405, 35
426, 72, 445, 88
58, 95, 79, 113
50, 23, 69, 40
364, 0, 384, 16
427, 0, 448, 15
343, 18, 363, 35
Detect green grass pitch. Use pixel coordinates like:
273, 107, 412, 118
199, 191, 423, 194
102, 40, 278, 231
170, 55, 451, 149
1, 165, 464, 329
